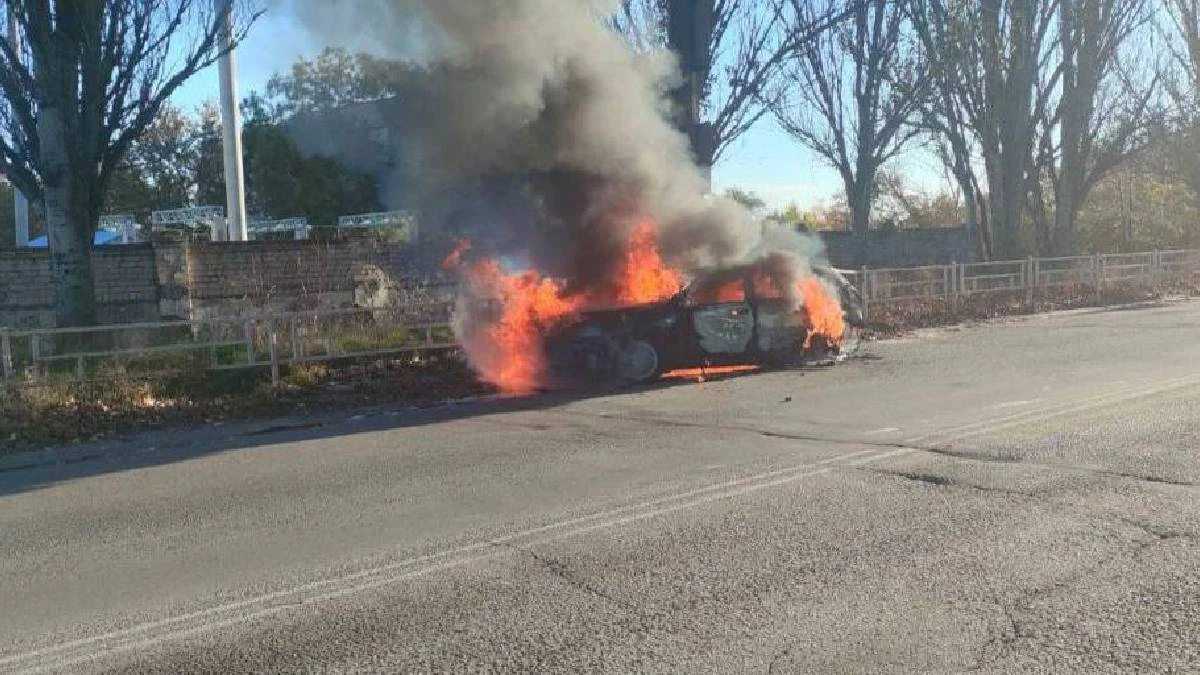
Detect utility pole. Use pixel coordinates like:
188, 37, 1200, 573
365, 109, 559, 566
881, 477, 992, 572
7, 8, 28, 247
217, 0, 247, 242
667, 0, 716, 190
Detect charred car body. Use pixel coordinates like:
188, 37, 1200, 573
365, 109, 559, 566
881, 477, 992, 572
546, 265, 865, 384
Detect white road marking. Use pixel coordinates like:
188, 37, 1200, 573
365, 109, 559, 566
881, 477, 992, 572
1, 447, 893, 673
865, 427, 901, 435
992, 399, 1039, 409
903, 374, 1200, 446
10, 374, 1200, 672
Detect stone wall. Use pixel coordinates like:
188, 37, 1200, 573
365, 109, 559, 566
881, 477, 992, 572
820, 227, 975, 269
178, 237, 454, 319
0, 236, 455, 328
0, 245, 159, 329
2, 228, 976, 328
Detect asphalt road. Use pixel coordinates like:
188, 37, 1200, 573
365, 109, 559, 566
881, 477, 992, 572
3, 300, 1200, 673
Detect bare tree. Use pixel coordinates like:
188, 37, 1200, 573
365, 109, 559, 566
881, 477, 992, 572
612, 0, 848, 175
910, 0, 1155, 257
1162, 0, 1200, 113
0, 0, 259, 326
770, 0, 924, 234
906, 0, 987, 255
908, 0, 1060, 259
1033, 0, 1158, 254
1159, 0, 1200, 213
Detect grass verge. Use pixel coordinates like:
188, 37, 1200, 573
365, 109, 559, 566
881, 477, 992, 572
1, 353, 487, 454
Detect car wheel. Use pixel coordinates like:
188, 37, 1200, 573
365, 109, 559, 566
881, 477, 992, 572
761, 340, 801, 369
549, 333, 618, 383
617, 340, 661, 383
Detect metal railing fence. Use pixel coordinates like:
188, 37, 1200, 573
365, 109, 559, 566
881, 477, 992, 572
837, 249, 1200, 321
4, 249, 1200, 391
1, 302, 457, 390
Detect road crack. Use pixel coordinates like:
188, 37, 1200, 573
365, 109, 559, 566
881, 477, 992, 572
766, 647, 791, 674
912, 447, 1200, 489
970, 595, 1026, 672
1113, 516, 1195, 542
561, 409, 934, 453
862, 467, 1040, 499
492, 542, 637, 613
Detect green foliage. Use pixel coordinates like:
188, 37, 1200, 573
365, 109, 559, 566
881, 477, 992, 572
0, 178, 46, 244
724, 187, 767, 212
765, 203, 803, 229
1076, 137, 1200, 252
281, 363, 328, 390
105, 103, 211, 224
194, 102, 226, 209
242, 121, 380, 228
874, 170, 965, 229
333, 329, 429, 354
766, 199, 849, 232
103, 95, 381, 230
260, 47, 426, 121
0, 181, 13, 248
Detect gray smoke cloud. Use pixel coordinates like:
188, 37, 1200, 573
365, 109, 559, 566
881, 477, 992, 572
285, 0, 841, 392
286, 0, 777, 282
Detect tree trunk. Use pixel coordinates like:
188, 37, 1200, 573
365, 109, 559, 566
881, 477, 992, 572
847, 175, 873, 235
1052, 186, 1079, 255
955, 170, 981, 260
976, 192, 993, 260
40, 106, 97, 327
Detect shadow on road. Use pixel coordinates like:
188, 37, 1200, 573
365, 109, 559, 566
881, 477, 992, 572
0, 365, 797, 499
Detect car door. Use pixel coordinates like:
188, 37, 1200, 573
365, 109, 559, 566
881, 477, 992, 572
687, 276, 754, 355
750, 272, 799, 355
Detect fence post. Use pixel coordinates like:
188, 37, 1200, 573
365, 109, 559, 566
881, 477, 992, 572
290, 317, 300, 362
947, 262, 958, 313
244, 320, 256, 365
1026, 257, 1035, 307
76, 355, 85, 381
268, 326, 280, 386
1, 329, 11, 381
1094, 253, 1104, 303
859, 266, 870, 323
1152, 249, 1161, 289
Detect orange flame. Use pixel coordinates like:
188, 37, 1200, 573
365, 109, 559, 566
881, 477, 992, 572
799, 277, 846, 348
459, 259, 585, 395
610, 220, 683, 305
446, 222, 848, 393
447, 220, 684, 395
442, 239, 472, 270
662, 365, 759, 381
752, 270, 784, 299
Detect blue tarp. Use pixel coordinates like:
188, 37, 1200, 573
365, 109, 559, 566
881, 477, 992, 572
27, 230, 122, 247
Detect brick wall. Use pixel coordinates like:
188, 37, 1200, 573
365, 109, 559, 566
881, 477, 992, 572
820, 227, 975, 269
1, 237, 454, 327
2, 228, 984, 327
0, 249, 52, 328
0, 245, 159, 329
94, 245, 160, 323
180, 237, 454, 319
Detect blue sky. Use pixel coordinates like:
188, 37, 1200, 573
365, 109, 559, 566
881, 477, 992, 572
171, 3, 931, 212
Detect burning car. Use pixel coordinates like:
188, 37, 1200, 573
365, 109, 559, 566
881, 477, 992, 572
545, 264, 865, 385
445, 223, 863, 394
